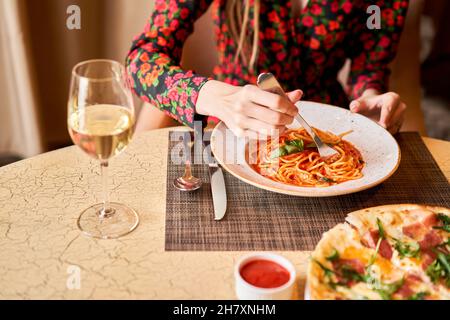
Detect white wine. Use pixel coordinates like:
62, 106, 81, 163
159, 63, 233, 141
68, 104, 134, 160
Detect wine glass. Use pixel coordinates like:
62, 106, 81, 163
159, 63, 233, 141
67, 59, 139, 239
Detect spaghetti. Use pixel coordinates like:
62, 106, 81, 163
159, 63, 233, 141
251, 128, 364, 187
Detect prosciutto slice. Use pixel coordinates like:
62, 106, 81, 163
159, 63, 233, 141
361, 230, 393, 260
419, 230, 443, 250
402, 222, 427, 240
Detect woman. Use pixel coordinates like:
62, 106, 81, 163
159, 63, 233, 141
127, 0, 410, 136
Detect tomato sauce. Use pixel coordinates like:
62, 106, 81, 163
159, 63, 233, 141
240, 259, 290, 289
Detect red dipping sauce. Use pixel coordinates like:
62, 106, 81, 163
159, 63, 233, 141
240, 259, 290, 289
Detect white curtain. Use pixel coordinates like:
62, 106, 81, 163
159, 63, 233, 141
0, 0, 42, 157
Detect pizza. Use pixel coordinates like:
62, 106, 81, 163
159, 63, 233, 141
307, 204, 450, 300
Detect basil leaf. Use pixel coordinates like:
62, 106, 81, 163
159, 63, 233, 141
270, 140, 305, 159
270, 146, 288, 159
286, 139, 304, 150
284, 145, 300, 155
319, 177, 335, 183
306, 142, 317, 148
326, 249, 340, 262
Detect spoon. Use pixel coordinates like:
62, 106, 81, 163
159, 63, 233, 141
173, 133, 202, 192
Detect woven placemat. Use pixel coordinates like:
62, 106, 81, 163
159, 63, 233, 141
165, 132, 449, 251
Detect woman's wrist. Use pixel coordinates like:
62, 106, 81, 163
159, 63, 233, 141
196, 80, 238, 120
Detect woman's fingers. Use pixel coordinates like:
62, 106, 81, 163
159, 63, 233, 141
286, 90, 303, 103
379, 92, 401, 128
231, 113, 285, 133
350, 99, 378, 118
244, 118, 285, 135
242, 85, 299, 117
386, 102, 406, 134
227, 118, 284, 138
350, 91, 406, 134
244, 102, 294, 125
225, 84, 304, 138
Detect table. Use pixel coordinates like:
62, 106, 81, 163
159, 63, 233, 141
0, 127, 449, 299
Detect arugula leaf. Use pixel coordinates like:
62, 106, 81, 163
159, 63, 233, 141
437, 213, 450, 224
376, 218, 386, 239
363, 271, 405, 300
437, 238, 450, 249
326, 249, 340, 262
394, 240, 420, 258
437, 252, 450, 275
312, 258, 335, 279
433, 225, 450, 233
340, 265, 368, 283
434, 213, 450, 233
426, 252, 450, 288
367, 237, 383, 268
374, 278, 404, 300
426, 260, 444, 283
408, 292, 429, 300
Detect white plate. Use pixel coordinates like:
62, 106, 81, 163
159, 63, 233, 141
210, 101, 401, 197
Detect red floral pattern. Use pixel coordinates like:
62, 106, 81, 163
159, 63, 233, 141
126, 0, 409, 128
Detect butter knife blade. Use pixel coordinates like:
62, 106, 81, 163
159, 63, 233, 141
201, 129, 227, 221
208, 163, 227, 221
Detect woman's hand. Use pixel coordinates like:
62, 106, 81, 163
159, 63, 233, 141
196, 80, 302, 138
350, 89, 407, 134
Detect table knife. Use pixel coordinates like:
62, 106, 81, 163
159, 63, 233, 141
208, 161, 227, 221
202, 133, 227, 221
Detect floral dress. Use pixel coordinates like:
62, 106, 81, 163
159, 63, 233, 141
126, 0, 409, 128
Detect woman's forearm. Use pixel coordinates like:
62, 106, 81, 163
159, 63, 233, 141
126, 1, 212, 128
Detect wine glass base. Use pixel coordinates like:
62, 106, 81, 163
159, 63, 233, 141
77, 202, 139, 239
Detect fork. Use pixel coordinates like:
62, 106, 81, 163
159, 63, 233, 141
256, 73, 338, 158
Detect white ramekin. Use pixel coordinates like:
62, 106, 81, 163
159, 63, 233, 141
234, 252, 297, 300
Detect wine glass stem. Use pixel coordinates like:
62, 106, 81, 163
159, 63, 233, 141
100, 160, 111, 217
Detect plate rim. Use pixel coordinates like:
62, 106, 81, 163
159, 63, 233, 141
210, 101, 401, 197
